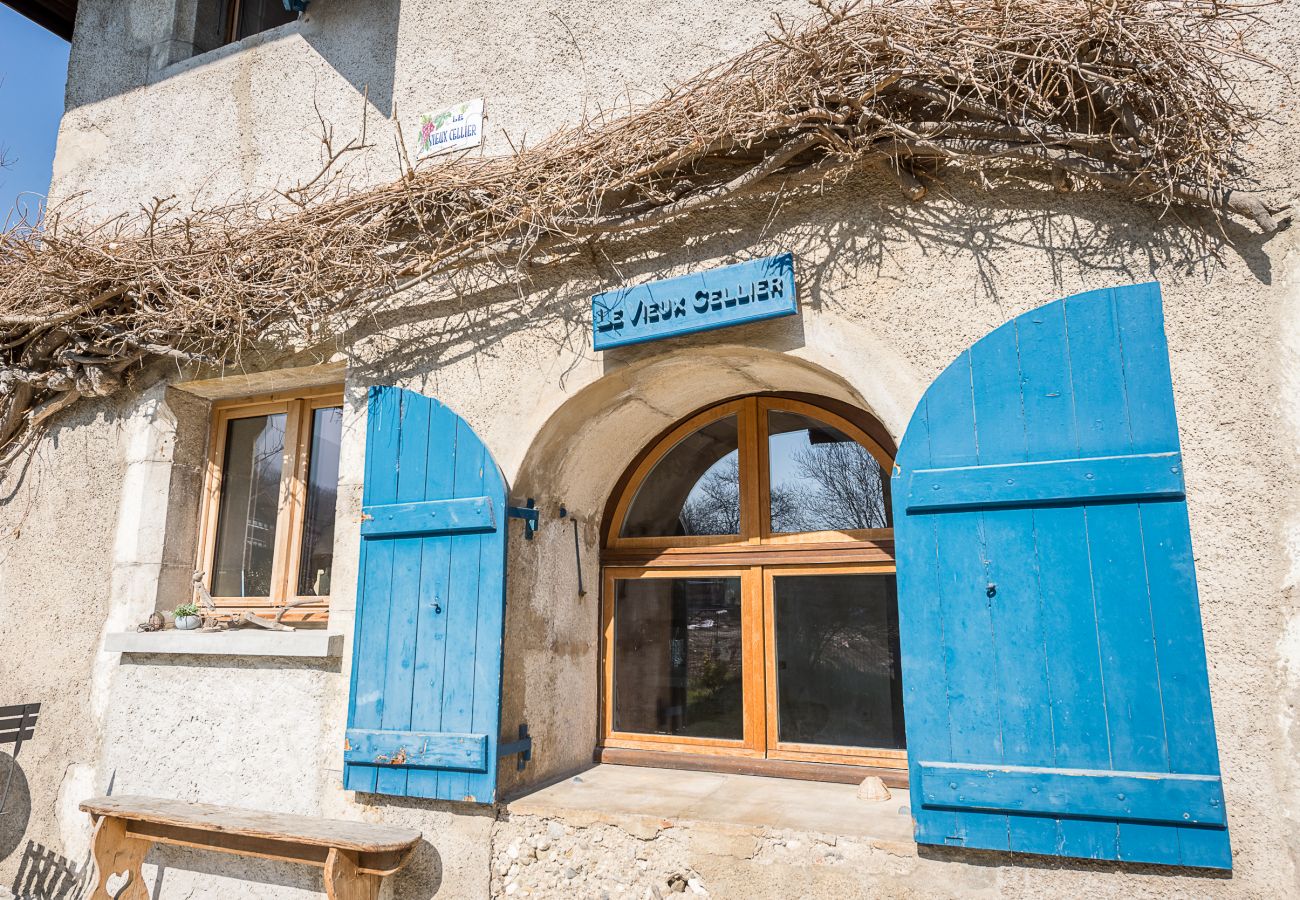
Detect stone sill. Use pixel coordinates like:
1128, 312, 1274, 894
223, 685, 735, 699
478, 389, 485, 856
505, 764, 915, 848
104, 629, 343, 658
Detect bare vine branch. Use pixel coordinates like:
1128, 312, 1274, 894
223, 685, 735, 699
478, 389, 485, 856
0, 0, 1282, 476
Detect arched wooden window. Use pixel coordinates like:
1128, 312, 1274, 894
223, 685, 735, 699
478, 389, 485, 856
600, 395, 905, 782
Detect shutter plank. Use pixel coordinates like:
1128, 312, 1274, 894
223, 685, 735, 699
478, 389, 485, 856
1068, 290, 1178, 864
1114, 284, 1180, 453
375, 392, 431, 797
1018, 294, 1119, 860
970, 319, 1058, 856
1116, 288, 1231, 867
361, 497, 496, 538
894, 398, 958, 846
345, 388, 402, 794
439, 418, 488, 803
904, 453, 1185, 512
344, 729, 488, 772
925, 352, 1009, 850
470, 472, 508, 804
406, 400, 461, 799
1139, 501, 1231, 868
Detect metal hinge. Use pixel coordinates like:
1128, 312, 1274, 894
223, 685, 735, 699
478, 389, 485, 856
497, 724, 533, 771
507, 498, 540, 540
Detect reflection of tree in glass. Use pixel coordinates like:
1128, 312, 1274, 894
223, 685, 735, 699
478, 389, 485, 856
679, 439, 888, 535
776, 441, 888, 532
679, 457, 742, 535
238, 421, 285, 592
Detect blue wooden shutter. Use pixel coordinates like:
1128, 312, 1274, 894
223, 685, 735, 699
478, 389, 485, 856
892, 283, 1230, 868
343, 386, 509, 803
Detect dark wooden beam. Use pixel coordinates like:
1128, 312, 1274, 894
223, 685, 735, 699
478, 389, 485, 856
1, 0, 77, 41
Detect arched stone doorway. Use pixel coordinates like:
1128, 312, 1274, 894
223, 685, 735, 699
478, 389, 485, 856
500, 346, 917, 796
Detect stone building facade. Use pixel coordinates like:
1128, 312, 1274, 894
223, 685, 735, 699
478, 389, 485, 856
1, 0, 1299, 898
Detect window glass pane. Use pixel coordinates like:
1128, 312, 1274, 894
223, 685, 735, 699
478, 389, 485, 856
235, 0, 297, 40
772, 573, 904, 749
620, 415, 740, 537
767, 410, 889, 533
296, 406, 343, 596
613, 577, 744, 740
211, 414, 286, 597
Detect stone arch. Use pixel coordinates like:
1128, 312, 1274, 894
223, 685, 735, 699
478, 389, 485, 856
497, 340, 920, 797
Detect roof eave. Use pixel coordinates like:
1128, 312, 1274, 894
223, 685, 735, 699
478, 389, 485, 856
2, 0, 76, 41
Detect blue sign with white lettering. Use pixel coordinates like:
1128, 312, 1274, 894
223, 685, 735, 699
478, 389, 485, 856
591, 253, 797, 350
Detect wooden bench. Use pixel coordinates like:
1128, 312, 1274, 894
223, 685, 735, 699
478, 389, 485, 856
80, 795, 421, 900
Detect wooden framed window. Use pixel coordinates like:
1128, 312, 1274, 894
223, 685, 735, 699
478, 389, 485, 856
222, 0, 298, 44
196, 386, 344, 623
600, 396, 905, 779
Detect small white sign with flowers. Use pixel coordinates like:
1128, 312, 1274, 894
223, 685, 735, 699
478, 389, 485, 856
417, 99, 485, 158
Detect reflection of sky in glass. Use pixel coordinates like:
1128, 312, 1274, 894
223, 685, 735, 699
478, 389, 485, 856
212, 413, 286, 597
769, 429, 810, 484
298, 407, 342, 596
768, 413, 888, 532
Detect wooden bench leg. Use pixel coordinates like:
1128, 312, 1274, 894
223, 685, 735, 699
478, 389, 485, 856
90, 816, 152, 900
325, 847, 380, 900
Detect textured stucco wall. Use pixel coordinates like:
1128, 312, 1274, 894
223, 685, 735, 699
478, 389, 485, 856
3, 0, 1299, 897
0, 396, 124, 887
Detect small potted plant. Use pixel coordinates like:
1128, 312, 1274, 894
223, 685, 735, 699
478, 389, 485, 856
173, 602, 202, 631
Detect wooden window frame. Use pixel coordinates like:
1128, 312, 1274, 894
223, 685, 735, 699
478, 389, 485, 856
606, 397, 894, 553
760, 564, 906, 769
601, 566, 767, 759
223, 0, 297, 44
600, 562, 905, 773
599, 395, 905, 778
195, 386, 344, 623
224, 0, 247, 43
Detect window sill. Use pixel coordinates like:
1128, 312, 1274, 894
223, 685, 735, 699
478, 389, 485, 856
103, 629, 343, 658
150, 18, 303, 83
596, 746, 907, 787
505, 763, 915, 846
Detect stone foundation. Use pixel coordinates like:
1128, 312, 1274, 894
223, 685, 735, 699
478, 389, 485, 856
487, 811, 987, 900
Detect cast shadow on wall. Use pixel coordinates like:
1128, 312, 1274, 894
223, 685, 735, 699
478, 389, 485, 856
67, 0, 402, 122
347, 792, 488, 900
2, 757, 92, 899
0, 754, 31, 864
300, 0, 402, 118
8, 841, 92, 900
343, 167, 1281, 392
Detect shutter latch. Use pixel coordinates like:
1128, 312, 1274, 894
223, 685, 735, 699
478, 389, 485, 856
508, 498, 541, 540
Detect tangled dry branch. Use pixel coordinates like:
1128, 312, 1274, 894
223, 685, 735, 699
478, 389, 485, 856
0, 0, 1281, 475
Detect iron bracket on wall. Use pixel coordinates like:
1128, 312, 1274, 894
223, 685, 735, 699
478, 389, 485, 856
508, 499, 540, 540
497, 724, 533, 772
559, 506, 586, 596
